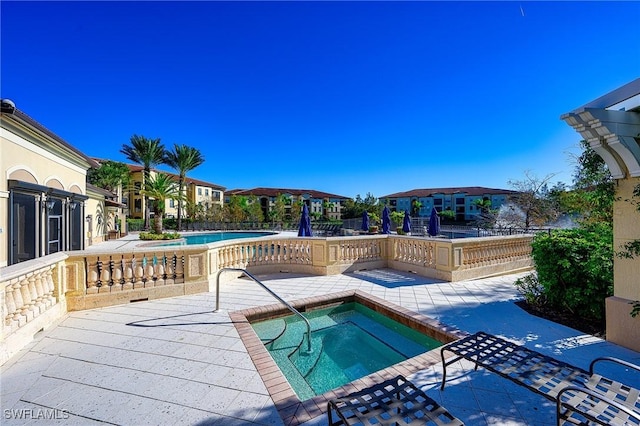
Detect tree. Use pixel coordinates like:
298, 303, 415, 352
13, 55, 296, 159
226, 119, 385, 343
120, 135, 166, 230
225, 195, 248, 223
87, 160, 131, 193
141, 173, 181, 234
570, 140, 615, 225
411, 200, 422, 217
164, 144, 205, 232
507, 171, 560, 229
185, 199, 204, 226
471, 198, 497, 229
341, 193, 380, 219
245, 195, 264, 222
321, 199, 335, 221
269, 194, 287, 223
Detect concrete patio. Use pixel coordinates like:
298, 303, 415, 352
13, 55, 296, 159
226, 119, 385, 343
2, 269, 639, 425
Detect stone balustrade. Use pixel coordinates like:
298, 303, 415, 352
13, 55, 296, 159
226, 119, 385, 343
1, 232, 533, 364
1, 253, 67, 364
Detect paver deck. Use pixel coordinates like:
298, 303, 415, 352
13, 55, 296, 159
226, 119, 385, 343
2, 269, 639, 425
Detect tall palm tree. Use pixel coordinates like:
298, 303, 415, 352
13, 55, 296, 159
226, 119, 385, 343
120, 135, 166, 230
164, 144, 205, 231
141, 173, 181, 234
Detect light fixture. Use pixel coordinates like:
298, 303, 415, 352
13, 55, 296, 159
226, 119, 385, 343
46, 200, 56, 212
70, 202, 78, 211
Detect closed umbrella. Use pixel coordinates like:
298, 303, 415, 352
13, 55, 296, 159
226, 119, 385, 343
428, 207, 440, 237
402, 210, 411, 234
298, 204, 312, 237
382, 206, 391, 234
361, 211, 369, 232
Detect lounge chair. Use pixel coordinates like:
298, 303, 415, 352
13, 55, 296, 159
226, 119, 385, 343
328, 375, 463, 425
440, 331, 640, 425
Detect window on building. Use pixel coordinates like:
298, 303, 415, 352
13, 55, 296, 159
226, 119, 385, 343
169, 199, 175, 208
205, 189, 209, 196
198, 188, 202, 196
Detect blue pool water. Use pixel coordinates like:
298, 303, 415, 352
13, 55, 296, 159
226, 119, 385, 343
153, 231, 276, 246
251, 302, 442, 400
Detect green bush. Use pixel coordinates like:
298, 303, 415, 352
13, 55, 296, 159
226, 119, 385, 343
163, 217, 177, 230
139, 232, 181, 240
531, 223, 613, 321
514, 273, 546, 308
126, 218, 144, 232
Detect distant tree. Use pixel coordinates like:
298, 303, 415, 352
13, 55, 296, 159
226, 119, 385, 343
245, 195, 264, 222
185, 199, 204, 226
164, 144, 205, 231
321, 199, 335, 221
206, 203, 224, 222
269, 194, 287, 223
225, 195, 248, 223
471, 198, 498, 229
141, 173, 181, 234
411, 200, 422, 217
87, 160, 131, 193
507, 171, 560, 229
342, 193, 380, 219
290, 199, 303, 224
120, 135, 166, 230
570, 140, 615, 225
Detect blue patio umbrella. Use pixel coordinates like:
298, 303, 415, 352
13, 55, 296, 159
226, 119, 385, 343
298, 204, 312, 237
382, 206, 391, 234
361, 210, 370, 232
402, 210, 411, 234
428, 207, 440, 237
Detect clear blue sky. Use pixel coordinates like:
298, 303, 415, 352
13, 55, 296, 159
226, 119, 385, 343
2, 1, 639, 198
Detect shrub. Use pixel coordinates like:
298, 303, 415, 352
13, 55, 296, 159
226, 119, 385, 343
531, 223, 613, 321
163, 217, 177, 231
514, 273, 547, 308
126, 218, 144, 232
139, 232, 181, 240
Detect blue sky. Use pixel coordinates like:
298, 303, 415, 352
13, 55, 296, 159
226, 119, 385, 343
2, 1, 639, 198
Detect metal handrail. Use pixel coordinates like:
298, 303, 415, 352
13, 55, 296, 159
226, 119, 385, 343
215, 268, 311, 352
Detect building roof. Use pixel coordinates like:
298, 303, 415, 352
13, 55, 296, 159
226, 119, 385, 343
570, 77, 640, 113
1, 100, 99, 169
98, 161, 226, 191
381, 187, 518, 198
227, 187, 350, 199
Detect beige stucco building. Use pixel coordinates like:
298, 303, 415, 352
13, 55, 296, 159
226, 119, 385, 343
0, 100, 102, 267
562, 78, 640, 352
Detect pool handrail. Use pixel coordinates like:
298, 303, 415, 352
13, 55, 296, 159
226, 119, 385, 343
215, 267, 312, 352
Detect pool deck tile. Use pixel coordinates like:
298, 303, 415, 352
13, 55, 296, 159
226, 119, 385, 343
2, 267, 640, 425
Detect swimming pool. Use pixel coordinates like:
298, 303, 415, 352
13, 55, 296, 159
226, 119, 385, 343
150, 231, 276, 246
251, 299, 443, 400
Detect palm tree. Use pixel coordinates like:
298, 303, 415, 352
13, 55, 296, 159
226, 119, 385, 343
164, 144, 205, 231
141, 173, 181, 234
120, 135, 166, 230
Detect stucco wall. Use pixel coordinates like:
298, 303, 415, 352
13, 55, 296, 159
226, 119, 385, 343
613, 177, 640, 301
1, 122, 88, 266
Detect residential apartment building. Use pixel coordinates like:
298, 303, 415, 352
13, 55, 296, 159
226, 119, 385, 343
225, 188, 350, 221
1, 100, 102, 267
381, 187, 517, 221
124, 164, 224, 220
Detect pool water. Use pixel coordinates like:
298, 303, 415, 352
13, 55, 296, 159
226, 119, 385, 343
251, 302, 442, 400
154, 231, 276, 246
